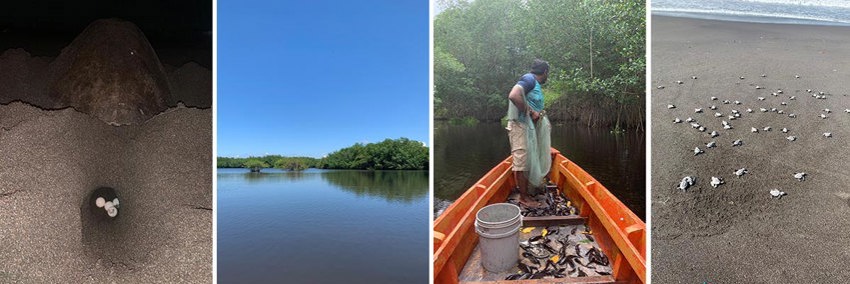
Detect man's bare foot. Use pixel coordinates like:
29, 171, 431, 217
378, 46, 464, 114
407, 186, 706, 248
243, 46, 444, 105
519, 196, 542, 208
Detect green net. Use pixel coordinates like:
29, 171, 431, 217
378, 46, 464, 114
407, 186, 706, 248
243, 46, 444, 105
523, 113, 552, 188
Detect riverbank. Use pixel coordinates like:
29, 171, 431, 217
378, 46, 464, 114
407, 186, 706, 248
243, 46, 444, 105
651, 16, 850, 282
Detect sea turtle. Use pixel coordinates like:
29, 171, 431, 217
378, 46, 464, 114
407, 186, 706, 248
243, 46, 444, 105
678, 176, 695, 191
710, 131, 719, 138
691, 76, 698, 79
673, 118, 682, 123
706, 141, 716, 148
732, 140, 743, 147
781, 128, 788, 133
676, 80, 684, 84
789, 96, 796, 100
795, 75, 800, 78
686, 117, 695, 123
755, 86, 762, 89
691, 123, 700, 129
723, 100, 731, 104
786, 136, 797, 141
715, 112, 723, 117
47, 19, 171, 125
734, 168, 748, 177
760, 108, 768, 112
770, 189, 787, 198
793, 172, 806, 181
694, 147, 704, 156
751, 127, 758, 133
698, 126, 706, 132
820, 114, 827, 119
788, 113, 796, 118
657, 85, 665, 89
824, 132, 832, 137
695, 108, 703, 113
763, 126, 771, 131
710, 96, 718, 101
710, 177, 724, 188
824, 108, 831, 113
781, 102, 787, 106
710, 105, 718, 110
747, 108, 753, 113
758, 97, 765, 101
667, 104, 675, 109
734, 101, 741, 105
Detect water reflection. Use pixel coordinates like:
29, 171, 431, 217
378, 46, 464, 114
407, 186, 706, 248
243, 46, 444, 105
434, 121, 645, 220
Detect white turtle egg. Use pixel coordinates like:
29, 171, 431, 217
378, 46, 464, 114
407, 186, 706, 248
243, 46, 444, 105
95, 197, 105, 208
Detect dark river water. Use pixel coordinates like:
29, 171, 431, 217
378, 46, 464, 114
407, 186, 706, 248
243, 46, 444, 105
434, 121, 646, 220
217, 168, 429, 283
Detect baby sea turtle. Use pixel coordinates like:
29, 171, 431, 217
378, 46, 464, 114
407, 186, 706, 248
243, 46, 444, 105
793, 172, 806, 181
820, 114, 827, 119
715, 112, 723, 117
710, 96, 718, 101
691, 76, 698, 79
823, 132, 832, 137
823, 108, 831, 113
757, 97, 765, 101
695, 108, 703, 113
770, 189, 787, 198
845, 109, 850, 113
694, 147, 704, 156
781, 128, 788, 133
755, 86, 763, 89
698, 126, 706, 132
734, 168, 748, 177
706, 141, 716, 148
795, 75, 800, 78
763, 126, 771, 131
690, 123, 700, 128
710, 176, 724, 188
734, 101, 741, 105
760, 108, 768, 112
678, 176, 695, 191
781, 102, 787, 106
657, 85, 665, 89
789, 96, 796, 100
667, 104, 676, 109
761, 74, 767, 77
710, 105, 717, 110
786, 136, 797, 141
723, 100, 731, 104
732, 139, 743, 147
740, 76, 745, 80
788, 113, 796, 118
676, 80, 684, 84
746, 108, 753, 113
778, 110, 784, 114
710, 131, 719, 138
751, 127, 758, 133
686, 117, 695, 122
673, 118, 682, 123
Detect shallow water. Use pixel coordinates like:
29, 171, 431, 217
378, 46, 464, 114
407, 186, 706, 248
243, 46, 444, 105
217, 168, 429, 283
652, 0, 850, 26
434, 121, 645, 220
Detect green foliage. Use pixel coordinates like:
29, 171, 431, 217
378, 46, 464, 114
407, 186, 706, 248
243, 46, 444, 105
217, 155, 320, 171
320, 138, 428, 170
434, 0, 645, 129
243, 159, 269, 172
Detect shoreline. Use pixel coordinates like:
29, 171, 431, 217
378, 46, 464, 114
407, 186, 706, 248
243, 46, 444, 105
651, 11, 850, 27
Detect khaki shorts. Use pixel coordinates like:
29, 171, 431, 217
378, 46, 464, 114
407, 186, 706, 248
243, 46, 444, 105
506, 120, 527, 171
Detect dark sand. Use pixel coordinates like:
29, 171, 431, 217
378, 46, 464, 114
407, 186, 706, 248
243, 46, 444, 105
652, 16, 850, 283
0, 48, 211, 282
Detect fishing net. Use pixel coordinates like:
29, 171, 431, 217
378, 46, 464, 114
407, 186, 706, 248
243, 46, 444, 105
523, 113, 551, 187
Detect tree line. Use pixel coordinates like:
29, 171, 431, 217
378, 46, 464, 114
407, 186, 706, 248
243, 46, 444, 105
434, 0, 645, 131
217, 138, 428, 171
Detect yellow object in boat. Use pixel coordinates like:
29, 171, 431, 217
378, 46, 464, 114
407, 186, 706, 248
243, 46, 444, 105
521, 227, 535, 234
541, 228, 548, 237
551, 255, 560, 263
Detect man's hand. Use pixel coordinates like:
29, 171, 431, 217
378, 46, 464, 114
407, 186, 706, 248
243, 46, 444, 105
531, 110, 540, 122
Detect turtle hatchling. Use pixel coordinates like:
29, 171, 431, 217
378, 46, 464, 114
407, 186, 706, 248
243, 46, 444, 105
678, 176, 695, 191
788, 113, 796, 118
758, 97, 765, 101
695, 108, 703, 113
710, 96, 718, 101
824, 132, 832, 137
710, 176, 724, 188
710, 105, 718, 110
789, 96, 796, 100
793, 172, 806, 181
732, 139, 743, 146
824, 108, 831, 113
781, 128, 788, 133
667, 104, 675, 109
763, 126, 771, 131
686, 117, 695, 122
820, 114, 827, 119
715, 112, 723, 117
760, 108, 768, 112
707, 141, 716, 148
723, 100, 731, 104
787, 136, 797, 141
694, 147, 704, 156
770, 189, 787, 199
691, 122, 700, 128
734, 168, 748, 177
673, 118, 682, 123
845, 109, 850, 113
734, 101, 741, 105
698, 126, 706, 132
751, 127, 758, 133
710, 131, 719, 138
746, 108, 753, 113
676, 80, 684, 84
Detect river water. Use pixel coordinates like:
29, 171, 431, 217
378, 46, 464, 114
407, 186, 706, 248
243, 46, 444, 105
434, 121, 645, 220
217, 168, 429, 283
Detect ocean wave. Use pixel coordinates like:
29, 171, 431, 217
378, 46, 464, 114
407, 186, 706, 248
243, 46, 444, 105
652, 7, 850, 26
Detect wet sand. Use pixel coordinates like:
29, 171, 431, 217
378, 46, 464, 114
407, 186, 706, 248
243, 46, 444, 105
0, 49, 211, 282
652, 16, 850, 282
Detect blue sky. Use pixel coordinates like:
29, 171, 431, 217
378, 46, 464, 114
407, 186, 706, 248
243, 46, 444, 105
217, 0, 429, 158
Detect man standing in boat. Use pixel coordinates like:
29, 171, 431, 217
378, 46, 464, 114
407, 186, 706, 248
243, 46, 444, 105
506, 59, 553, 208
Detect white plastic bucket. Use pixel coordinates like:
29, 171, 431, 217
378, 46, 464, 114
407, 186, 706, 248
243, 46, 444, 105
475, 203, 522, 272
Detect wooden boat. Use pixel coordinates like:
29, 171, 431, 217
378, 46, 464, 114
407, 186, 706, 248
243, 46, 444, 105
434, 149, 646, 283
